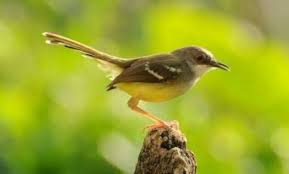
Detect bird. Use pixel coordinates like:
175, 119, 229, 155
42, 32, 229, 129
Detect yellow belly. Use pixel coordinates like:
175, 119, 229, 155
116, 82, 192, 102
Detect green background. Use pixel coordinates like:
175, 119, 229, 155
1, 0, 289, 174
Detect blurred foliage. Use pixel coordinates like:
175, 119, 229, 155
0, 0, 289, 174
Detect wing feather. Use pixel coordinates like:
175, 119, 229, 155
107, 54, 184, 90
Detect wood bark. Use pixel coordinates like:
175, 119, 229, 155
134, 122, 197, 174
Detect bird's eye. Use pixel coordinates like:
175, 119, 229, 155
196, 55, 204, 61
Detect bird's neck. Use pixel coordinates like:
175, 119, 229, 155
186, 61, 212, 78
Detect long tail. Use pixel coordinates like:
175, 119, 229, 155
42, 32, 127, 67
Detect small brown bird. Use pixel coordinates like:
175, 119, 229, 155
43, 32, 229, 128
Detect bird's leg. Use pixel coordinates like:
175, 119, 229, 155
128, 97, 168, 129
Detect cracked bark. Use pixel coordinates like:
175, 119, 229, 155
134, 122, 197, 174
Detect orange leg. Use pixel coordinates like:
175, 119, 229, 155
128, 97, 168, 129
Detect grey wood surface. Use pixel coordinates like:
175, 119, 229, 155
134, 122, 197, 174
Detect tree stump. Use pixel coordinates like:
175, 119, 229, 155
134, 121, 197, 174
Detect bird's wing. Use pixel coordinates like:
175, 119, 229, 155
107, 54, 184, 89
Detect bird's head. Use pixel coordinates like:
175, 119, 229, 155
172, 46, 230, 76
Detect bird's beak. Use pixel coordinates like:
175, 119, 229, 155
210, 60, 230, 71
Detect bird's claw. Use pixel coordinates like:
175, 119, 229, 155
144, 120, 179, 132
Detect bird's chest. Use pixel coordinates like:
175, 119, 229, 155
116, 79, 196, 102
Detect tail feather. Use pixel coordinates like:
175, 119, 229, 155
42, 32, 133, 79
42, 32, 127, 67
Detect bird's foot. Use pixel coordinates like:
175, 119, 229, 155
144, 120, 179, 131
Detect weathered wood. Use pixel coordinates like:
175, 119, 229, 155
134, 122, 197, 174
